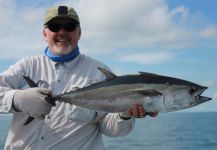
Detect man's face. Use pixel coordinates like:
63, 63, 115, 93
43, 18, 81, 55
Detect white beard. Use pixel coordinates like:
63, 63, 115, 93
53, 45, 73, 55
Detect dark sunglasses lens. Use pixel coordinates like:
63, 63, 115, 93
63, 23, 77, 32
47, 23, 61, 32
47, 22, 77, 32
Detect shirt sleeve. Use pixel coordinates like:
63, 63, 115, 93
99, 113, 135, 137
0, 58, 27, 113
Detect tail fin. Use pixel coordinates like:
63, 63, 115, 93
22, 76, 53, 126
23, 76, 38, 87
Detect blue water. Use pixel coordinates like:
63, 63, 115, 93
1, 112, 217, 150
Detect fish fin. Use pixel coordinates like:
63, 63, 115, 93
24, 117, 35, 126
22, 77, 37, 126
22, 76, 38, 87
135, 89, 163, 96
97, 67, 117, 80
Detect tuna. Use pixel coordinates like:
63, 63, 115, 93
23, 67, 211, 125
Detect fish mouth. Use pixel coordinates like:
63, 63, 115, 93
190, 95, 212, 107
194, 86, 212, 102
197, 96, 212, 101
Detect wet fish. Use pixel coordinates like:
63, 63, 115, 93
23, 67, 211, 125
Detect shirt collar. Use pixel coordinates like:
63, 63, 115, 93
48, 54, 81, 72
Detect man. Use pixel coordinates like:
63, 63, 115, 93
0, 6, 157, 150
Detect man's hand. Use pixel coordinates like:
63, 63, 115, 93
119, 104, 158, 119
13, 88, 53, 118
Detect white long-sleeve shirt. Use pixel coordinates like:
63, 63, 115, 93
0, 54, 135, 150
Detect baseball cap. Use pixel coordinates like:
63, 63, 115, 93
44, 6, 80, 25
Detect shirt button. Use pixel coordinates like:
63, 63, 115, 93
57, 79, 61, 82
41, 137, 44, 140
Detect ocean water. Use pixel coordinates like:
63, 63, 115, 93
0, 112, 217, 150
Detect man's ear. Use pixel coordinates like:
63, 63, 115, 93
78, 28, 81, 40
43, 29, 48, 42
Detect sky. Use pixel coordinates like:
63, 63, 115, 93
0, 0, 217, 112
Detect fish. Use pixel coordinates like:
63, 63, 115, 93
23, 67, 211, 125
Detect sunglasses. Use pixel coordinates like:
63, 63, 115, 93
46, 22, 78, 32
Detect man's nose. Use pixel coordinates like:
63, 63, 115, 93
57, 27, 67, 33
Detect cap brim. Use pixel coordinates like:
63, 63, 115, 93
44, 16, 79, 25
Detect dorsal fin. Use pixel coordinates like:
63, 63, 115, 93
97, 67, 117, 80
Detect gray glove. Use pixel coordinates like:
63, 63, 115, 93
13, 88, 52, 118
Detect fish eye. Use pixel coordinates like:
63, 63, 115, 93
189, 87, 197, 95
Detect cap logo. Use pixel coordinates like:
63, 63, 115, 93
58, 6, 68, 15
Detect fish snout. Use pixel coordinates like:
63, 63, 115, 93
190, 86, 212, 102
189, 86, 207, 96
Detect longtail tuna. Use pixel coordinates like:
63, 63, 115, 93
23, 67, 211, 125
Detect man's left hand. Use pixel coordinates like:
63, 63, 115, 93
119, 104, 158, 119
127, 104, 158, 118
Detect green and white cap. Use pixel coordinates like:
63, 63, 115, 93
44, 6, 80, 25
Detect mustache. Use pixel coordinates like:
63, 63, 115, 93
54, 34, 72, 41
